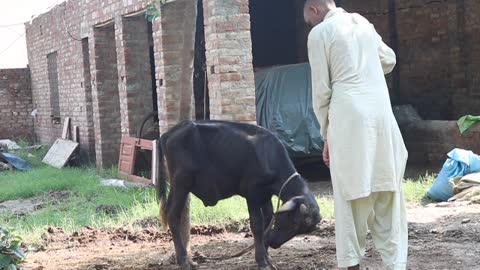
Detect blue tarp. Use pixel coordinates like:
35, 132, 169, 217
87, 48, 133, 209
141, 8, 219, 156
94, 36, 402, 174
0, 152, 32, 171
427, 148, 480, 201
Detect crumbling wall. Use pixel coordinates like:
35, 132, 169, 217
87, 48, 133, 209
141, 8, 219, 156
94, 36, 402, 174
0, 68, 34, 140
341, 0, 480, 120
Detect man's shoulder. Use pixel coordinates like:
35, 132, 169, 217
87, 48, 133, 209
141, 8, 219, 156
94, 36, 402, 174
308, 21, 334, 41
350, 12, 371, 25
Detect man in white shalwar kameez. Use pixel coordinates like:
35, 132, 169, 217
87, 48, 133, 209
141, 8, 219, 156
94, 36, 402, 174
303, 1, 409, 269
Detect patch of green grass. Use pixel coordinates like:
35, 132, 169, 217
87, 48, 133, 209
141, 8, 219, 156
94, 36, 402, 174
8, 145, 49, 167
317, 194, 334, 219
404, 174, 435, 205
0, 147, 434, 243
190, 196, 249, 224
0, 166, 99, 201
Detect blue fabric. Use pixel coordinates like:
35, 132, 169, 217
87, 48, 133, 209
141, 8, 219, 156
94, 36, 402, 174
0, 152, 32, 171
427, 148, 480, 201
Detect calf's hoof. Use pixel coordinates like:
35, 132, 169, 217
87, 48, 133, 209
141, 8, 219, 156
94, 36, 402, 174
258, 264, 277, 270
179, 261, 197, 270
176, 256, 197, 270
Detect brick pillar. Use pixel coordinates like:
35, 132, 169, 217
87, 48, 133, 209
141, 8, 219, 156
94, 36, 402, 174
203, 0, 256, 123
90, 24, 122, 168
80, 38, 97, 163
116, 15, 154, 137
154, 0, 197, 133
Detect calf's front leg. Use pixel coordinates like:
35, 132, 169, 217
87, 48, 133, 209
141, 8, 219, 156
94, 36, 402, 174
248, 202, 275, 270
261, 201, 275, 264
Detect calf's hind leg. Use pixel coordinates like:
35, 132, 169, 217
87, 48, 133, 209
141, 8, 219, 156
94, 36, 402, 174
167, 183, 195, 270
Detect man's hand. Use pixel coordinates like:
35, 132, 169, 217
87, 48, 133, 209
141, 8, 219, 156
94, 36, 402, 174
323, 142, 330, 168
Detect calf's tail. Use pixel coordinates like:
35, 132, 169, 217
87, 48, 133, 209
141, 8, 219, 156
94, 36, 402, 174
156, 139, 169, 229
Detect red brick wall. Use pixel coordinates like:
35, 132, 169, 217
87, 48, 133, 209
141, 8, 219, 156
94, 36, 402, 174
155, 0, 197, 132
91, 24, 122, 167
341, 0, 480, 120
25, 0, 197, 166
203, 0, 256, 123
0, 68, 34, 140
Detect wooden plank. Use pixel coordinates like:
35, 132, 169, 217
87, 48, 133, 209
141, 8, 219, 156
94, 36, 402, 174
152, 140, 158, 186
72, 126, 79, 143
117, 136, 156, 185
61, 118, 71, 140
118, 136, 136, 175
42, 139, 79, 168
138, 139, 153, 150
128, 175, 152, 185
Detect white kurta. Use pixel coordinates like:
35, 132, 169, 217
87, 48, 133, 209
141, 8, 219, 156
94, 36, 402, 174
308, 8, 408, 200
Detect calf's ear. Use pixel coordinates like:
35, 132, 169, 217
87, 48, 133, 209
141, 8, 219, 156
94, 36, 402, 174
299, 203, 308, 214
277, 200, 297, 213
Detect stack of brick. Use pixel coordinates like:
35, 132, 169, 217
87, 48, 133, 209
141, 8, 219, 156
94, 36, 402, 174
0, 68, 34, 140
203, 0, 256, 123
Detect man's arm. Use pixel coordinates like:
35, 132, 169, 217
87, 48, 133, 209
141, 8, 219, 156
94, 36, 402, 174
374, 27, 396, 74
308, 35, 332, 141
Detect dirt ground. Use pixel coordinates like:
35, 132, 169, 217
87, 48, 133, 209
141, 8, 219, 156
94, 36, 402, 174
20, 175, 480, 270
22, 203, 480, 270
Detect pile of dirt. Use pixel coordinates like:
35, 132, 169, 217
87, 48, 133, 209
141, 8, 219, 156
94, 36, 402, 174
47, 190, 75, 202
95, 205, 124, 216
132, 216, 160, 228
41, 224, 229, 249
190, 225, 225, 236
311, 219, 335, 238
0, 190, 74, 216
109, 227, 171, 243
224, 219, 250, 233
0, 197, 44, 216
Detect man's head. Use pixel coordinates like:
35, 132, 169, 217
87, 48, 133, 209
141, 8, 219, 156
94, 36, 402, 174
303, 0, 336, 27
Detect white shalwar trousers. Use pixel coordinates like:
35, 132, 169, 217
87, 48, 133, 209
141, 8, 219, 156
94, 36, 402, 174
333, 186, 408, 269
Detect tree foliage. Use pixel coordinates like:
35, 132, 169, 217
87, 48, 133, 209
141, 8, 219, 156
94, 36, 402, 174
146, 0, 167, 22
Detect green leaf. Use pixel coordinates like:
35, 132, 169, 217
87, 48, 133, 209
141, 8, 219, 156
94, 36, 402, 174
7, 264, 17, 270
145, 0, 166, 22
0, 254, 12, 268
9, 246, 25, 260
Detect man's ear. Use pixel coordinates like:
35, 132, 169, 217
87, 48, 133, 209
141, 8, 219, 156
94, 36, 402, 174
309, 5, 319, 15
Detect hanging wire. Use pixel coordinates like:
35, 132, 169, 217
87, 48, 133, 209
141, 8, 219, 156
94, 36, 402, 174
0, 32, 26, 57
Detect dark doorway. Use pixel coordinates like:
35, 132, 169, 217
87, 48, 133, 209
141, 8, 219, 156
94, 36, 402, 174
47, 51, 60, 117
249, 0, 299, 67
193, 0, 210, 120
147, 21, 159, 122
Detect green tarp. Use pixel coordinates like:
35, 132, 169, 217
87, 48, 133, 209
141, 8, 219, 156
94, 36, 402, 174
255, 63, 324, 159
457, 115, 480, 134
